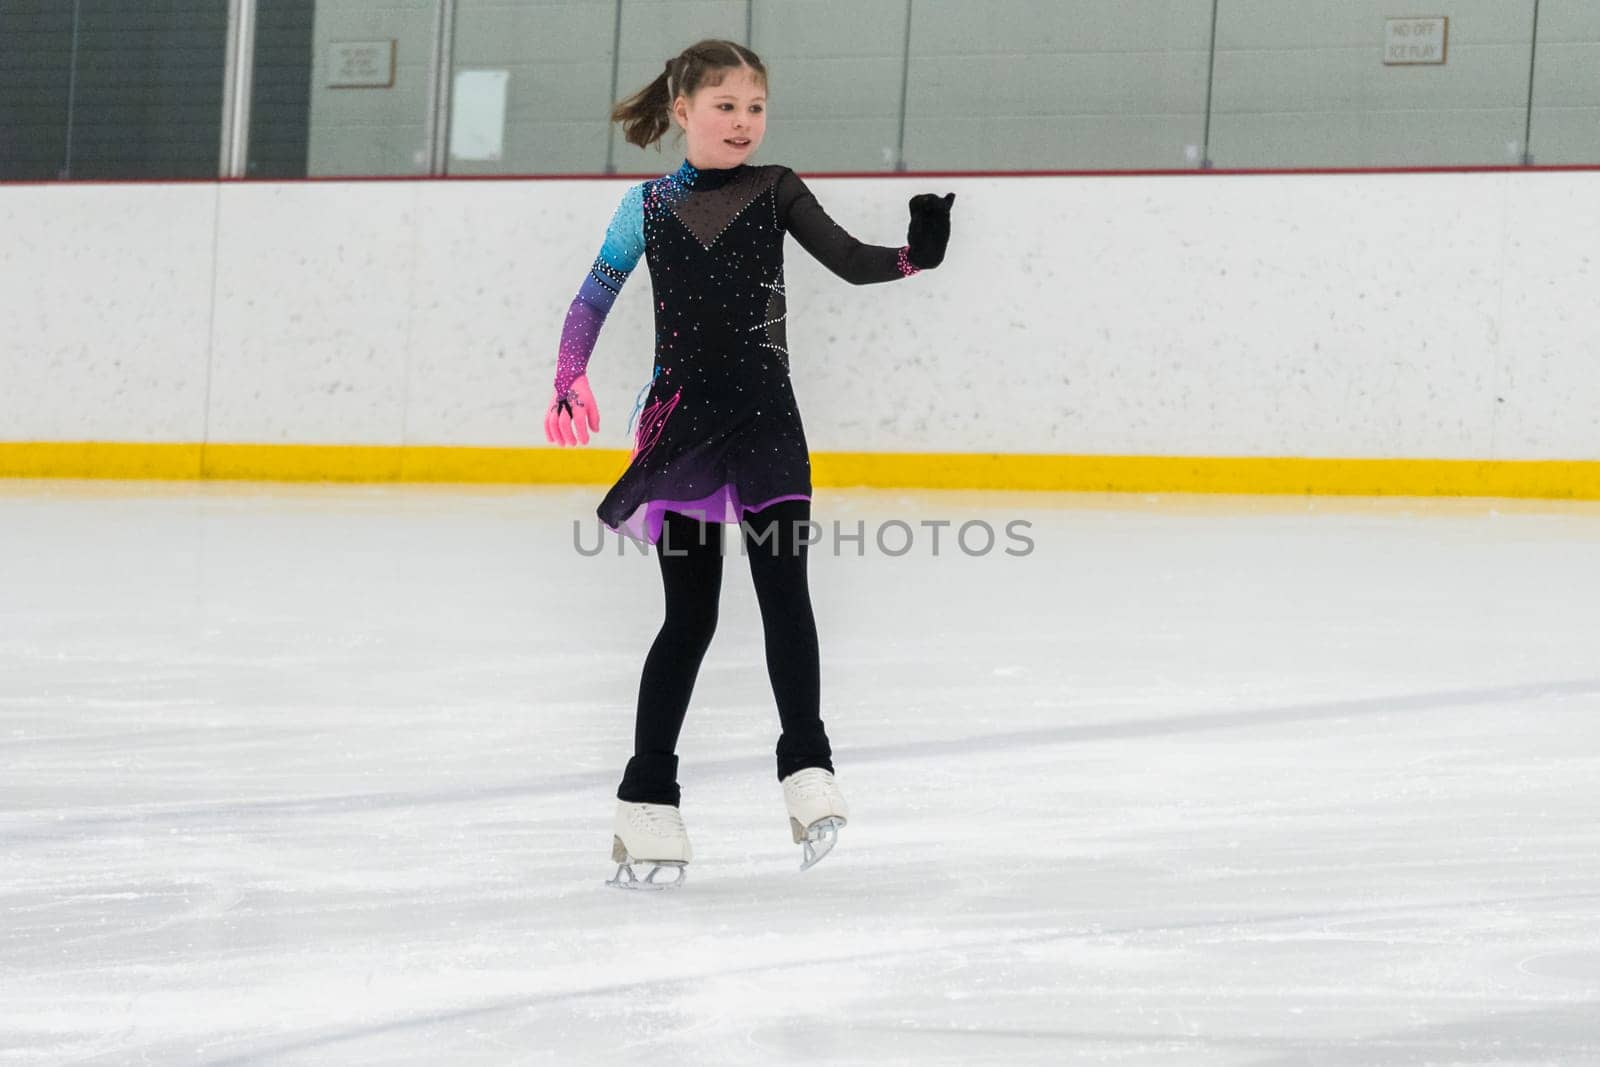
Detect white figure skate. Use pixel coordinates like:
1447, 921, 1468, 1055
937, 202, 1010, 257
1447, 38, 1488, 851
781, 767, 849, 871
607, 800, 692, 890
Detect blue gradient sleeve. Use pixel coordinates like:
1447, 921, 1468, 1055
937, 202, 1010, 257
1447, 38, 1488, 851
554, 184, 646, 400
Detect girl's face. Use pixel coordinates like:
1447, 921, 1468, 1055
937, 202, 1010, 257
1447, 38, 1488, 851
672, 65, 767, 170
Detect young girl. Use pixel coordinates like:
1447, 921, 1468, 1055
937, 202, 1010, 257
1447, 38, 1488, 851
544, 39, 954, 889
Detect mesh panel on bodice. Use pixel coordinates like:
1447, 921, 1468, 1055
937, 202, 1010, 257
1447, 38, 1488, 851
663, 165, 779, 249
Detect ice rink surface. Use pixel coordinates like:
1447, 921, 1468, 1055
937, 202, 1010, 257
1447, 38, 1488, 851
2, 479, 1598, 1066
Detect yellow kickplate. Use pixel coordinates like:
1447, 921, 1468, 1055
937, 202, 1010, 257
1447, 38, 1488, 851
5, 442, 1600, 500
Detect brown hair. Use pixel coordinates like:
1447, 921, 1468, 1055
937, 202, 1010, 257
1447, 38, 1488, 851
611, 39, 768, 151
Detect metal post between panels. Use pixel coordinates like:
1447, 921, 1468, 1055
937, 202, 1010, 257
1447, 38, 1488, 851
894, 0, 911, 172
426, 0, 459, 175
220, 0, 258, 178
605, 0, 623, 174
1200, 0, 1219, 170
1522, 0, 1541, 165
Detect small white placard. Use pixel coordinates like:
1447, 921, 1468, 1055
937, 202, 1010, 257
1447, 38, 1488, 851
328, 41, 396, 88
450, 70, 509, 162
1384, 17, 1448, 65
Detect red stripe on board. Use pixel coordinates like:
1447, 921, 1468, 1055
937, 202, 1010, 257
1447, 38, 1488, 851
4, 162, 1600, 189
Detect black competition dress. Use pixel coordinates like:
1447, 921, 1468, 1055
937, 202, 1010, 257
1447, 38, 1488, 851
552, 159, 922, 545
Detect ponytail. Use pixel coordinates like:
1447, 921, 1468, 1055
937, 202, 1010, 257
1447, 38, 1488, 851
611, 59, 676, 151
611, 40, 767, 152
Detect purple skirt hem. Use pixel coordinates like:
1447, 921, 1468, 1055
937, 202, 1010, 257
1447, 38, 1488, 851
604, 483, 811, 546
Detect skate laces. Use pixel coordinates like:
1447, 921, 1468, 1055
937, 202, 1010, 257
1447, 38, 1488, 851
785, 768, 834, 800
633, 803, 686, 836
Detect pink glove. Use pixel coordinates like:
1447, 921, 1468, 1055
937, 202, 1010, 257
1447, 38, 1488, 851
545, 374, 600, 447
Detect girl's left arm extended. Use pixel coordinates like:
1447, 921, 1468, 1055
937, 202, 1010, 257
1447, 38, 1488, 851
775, 168, 954, 285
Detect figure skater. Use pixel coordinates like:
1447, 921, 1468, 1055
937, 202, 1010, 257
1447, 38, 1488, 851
544, 38, 954, 888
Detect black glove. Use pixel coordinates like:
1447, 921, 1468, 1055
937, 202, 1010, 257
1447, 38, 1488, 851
906, 192, 955, 269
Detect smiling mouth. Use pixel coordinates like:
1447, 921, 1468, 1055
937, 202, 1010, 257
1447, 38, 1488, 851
725, 139, 751, 147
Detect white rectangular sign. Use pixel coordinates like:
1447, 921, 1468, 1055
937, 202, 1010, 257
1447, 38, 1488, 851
450, 70, 509, 162
1384, 17, 1448, 65
328, 41, 396, 88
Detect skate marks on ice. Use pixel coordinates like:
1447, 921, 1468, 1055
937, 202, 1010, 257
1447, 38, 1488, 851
11, 770, 1599, 1064
0, 766, 613, 845
820, 1003, 1600, 1066
9, 675, 1596, 848
741, 897, 1600, 1065
167, 887, 1600, 1066
1238, 1002, 1600, 1066
831, 675, 1600, 763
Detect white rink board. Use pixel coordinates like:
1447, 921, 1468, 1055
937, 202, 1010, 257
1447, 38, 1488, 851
1, 170, 1597, 459
0, 184, 217, 442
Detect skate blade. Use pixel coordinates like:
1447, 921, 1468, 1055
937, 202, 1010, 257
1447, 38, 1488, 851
795, 816, 846, 871
789, 814, 850, 843
606, 860, 687, 890
607, 839, 687, 890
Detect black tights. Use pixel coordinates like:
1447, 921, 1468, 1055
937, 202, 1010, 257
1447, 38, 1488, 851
617, 498, 833, 807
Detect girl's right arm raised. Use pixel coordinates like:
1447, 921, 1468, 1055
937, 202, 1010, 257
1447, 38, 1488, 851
552, 183, 646, 405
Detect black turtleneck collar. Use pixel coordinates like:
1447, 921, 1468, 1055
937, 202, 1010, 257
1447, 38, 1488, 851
671, 159, 745, 191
